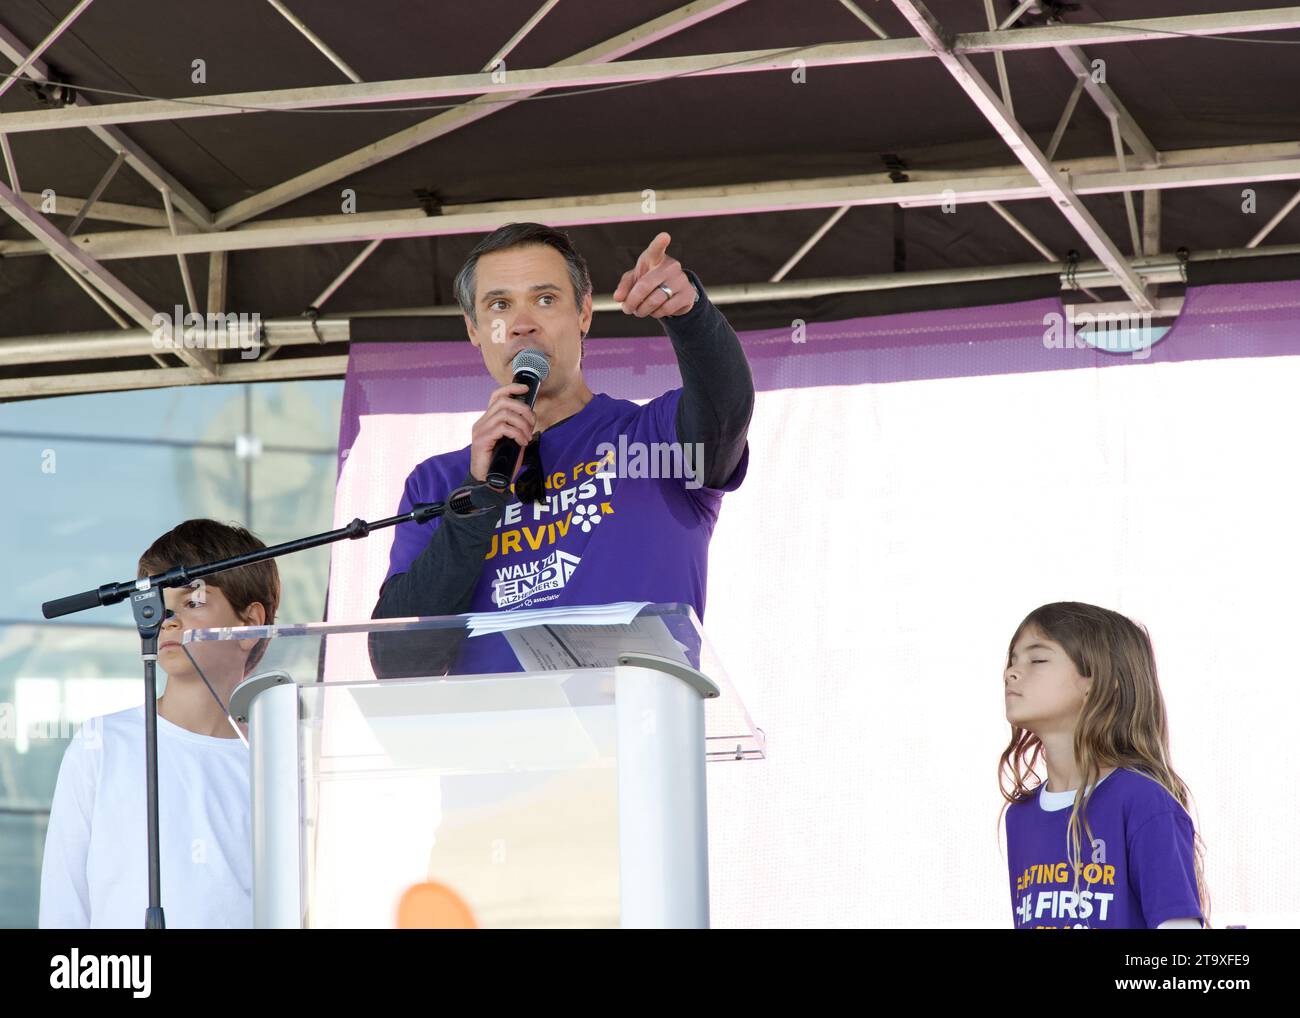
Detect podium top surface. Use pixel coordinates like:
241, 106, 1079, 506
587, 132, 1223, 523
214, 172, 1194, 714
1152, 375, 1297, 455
187, 601, 763, 760
187, 600, 698, 645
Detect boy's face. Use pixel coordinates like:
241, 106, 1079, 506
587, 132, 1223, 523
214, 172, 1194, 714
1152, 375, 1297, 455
1003, 627, 1091, 733
158, 582, 266, 685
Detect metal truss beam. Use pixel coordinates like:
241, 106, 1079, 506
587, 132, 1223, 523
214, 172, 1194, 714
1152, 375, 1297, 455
6, 240, 1300, 381
4, 8, 1298, 139
0, 19, 215, 231
1, 144, 1297, 262
0, 148, 1294, 262
892, 0, 1153, 311
0, 179, 218, 376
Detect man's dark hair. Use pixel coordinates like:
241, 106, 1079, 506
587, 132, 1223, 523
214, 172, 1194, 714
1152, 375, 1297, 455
453, 222, 593, 331
138, 519, 281, 674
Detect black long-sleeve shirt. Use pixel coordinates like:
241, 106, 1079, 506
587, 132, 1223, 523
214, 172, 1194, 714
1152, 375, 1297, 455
369, 268, 753, 677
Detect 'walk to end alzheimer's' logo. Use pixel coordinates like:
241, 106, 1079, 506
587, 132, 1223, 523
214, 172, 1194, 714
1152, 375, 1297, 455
492, 549, 581, 608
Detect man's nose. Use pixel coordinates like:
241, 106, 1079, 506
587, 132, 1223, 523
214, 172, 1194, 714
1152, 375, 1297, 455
510, 312, 540, 335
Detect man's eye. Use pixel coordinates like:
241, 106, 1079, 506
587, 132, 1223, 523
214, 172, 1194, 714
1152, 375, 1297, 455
186, 599, 203, 609
538, 294, 555, 305
489, 300, 507, 311
1030, 659, 1047, 664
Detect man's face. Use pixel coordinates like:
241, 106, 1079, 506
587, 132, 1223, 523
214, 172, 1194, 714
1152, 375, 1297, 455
464, 243, 593, 392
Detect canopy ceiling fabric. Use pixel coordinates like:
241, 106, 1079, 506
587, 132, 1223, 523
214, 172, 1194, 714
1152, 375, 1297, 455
1, 0, 1299, 398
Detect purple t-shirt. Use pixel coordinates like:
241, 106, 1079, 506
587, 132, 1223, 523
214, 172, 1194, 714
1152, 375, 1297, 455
383, 387, 748, 673
1005, 767, 1203, 929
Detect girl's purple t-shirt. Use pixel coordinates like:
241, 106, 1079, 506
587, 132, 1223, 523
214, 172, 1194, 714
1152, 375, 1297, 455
1005, 767, 1203, 929
382, 388, 748, 673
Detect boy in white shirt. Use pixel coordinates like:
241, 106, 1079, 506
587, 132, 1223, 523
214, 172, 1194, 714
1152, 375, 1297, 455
39, 519, 280, 928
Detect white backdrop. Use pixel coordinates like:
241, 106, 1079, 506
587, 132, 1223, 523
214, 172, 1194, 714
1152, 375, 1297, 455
331, 322, 1300, 928
702, 356, 1300, 928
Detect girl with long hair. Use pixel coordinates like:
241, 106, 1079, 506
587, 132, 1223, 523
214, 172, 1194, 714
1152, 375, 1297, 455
1000, 602, 1208, 929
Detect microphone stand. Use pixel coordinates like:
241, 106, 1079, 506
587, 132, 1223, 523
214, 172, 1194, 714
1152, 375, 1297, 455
41, 485, 503, 929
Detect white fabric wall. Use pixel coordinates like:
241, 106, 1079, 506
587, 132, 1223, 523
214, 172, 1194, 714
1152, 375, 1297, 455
702, 358, 1300, 928
330, 350, 1300, 928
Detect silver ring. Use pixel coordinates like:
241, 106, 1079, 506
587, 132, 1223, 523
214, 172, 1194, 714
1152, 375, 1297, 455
658, 284, 673, 299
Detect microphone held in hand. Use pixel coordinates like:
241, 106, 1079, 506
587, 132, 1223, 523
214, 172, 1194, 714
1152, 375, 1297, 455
486, 348, 549, 491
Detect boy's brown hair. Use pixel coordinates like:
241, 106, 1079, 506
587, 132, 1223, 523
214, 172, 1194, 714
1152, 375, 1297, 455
137, 519, 281, 673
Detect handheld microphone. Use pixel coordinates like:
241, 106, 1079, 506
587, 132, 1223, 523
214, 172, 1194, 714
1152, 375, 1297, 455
486, 348, 549, 491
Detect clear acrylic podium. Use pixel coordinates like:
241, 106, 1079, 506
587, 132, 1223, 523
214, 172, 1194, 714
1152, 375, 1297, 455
189, 602, 763, 929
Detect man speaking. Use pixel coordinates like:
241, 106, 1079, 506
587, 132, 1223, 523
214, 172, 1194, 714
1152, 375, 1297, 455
369, 222, 753, 677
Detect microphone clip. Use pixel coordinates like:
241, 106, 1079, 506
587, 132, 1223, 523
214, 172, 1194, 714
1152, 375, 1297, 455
447, 482, 509, 518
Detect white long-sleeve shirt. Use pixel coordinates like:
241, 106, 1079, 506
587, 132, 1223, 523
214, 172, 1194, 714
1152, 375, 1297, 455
39, 705, 252, 929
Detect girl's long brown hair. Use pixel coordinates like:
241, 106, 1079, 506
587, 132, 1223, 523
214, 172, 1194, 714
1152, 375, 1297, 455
997, 602, 1210, 925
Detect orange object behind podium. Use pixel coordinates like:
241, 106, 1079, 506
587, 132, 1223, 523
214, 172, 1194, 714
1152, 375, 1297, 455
396, 881, 478, 929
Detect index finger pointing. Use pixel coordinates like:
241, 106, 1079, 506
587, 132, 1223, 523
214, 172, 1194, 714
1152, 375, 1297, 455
639, 231, 672, 270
